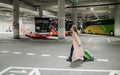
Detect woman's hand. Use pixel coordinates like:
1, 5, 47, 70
78, 44, 81, 47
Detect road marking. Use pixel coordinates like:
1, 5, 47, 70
109, 71, 120, 75
0, 67, 12, 75
97, 59, 109, 62
7, 66, 120, 72
10, 74, 15, 75
118, 72, 120, 74
26, 53, 35, 56
107, 38, 111, 43
9, 70, 27, 73
13, 52, 21, 55
0, 66, 120, 75
28, 69, 41, 75
41, 54, 51, 57
57, 56, 67, 59
2, 40, 12, 42
109, 71, 116, 75
1, 51, 9, 53
88, 38, 93, 42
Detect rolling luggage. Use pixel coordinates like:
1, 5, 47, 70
84, 49, 94, 61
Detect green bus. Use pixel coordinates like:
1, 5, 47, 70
83, 19, 114, 36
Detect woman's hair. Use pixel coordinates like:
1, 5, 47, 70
72, 25, 78, 34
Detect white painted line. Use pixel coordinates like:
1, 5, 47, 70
57, 56, 67, 59
10, 74, 15, 75
13, 52, 21, 55
28, 69, 41, 75
41, 54, 51, 57
9, 66, 120, 72
26, 53, 35, 56
1, 51, 9, 53
2, 41, 12, 42
1, 66, 120, 75
9, 70, 27, 73
117, 72, 120, 74
109, 71, 120, 75
88, 38, 93, 42
97, 59, 109, 62
107, 38, 111, 43
109, 71, 115, 75
0, 67, 12, 75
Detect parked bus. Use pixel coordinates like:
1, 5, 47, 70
22, 17, 51, 38
83, 19, 114, 36
65, 20, 73, 35
50, 19, 73, 36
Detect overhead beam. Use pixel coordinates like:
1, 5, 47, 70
0, 0, 12, 4
0, 0, 36, 11
19, 1, 36, 11
20, 0, 35, 6
66, 3, 120, 8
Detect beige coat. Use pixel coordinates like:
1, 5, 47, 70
72, 31, 84, 60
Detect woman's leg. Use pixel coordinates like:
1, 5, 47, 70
83, 56, 87, 62
69, 45, 74, 59
67, 45, 74, 61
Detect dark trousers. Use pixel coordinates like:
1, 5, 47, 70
69, 45, 74, 59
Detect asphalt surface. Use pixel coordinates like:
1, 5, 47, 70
0, 32, 120, 75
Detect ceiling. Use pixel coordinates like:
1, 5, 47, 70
0, 0, 119, 19
25, 0, 118, 17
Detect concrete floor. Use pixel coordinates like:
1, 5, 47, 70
0, 33, 120, 75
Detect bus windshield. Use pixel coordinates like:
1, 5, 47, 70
65, 21, 73, 31
35, 18, 50, 33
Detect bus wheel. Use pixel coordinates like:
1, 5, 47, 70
109, 31, 114, 36
88, 30, 92, 34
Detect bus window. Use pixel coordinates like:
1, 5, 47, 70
100, 19, 114, 25
35, 18, 50, 33
65, 21, 73, 31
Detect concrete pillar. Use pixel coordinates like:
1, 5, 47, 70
58, 0, 65, 39
37, 6, 43, 17
72, 7, 77, 26
114, 1, 120, 36
13, 0, 20, 39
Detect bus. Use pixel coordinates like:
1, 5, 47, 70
83, 19, 114, 36
65, 20, 73, 35
50, 19, 73, 36
22, 17, 51, 38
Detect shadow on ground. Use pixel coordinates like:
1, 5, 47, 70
69, 59, 94, 68
69, 59, 84, 68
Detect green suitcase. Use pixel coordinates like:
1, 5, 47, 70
84, 49, 94, 61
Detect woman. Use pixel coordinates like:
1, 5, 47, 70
66, 25, 87, 62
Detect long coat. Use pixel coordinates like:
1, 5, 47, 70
72, 31, 84, 60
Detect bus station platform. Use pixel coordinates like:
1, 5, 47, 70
0, 33, 120, 75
